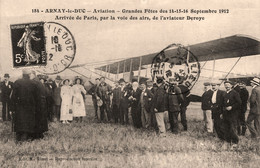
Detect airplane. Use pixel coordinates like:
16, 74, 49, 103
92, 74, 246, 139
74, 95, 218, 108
93, 34, 260, 84
54, 34, 260, 98
1, 34, 259, 99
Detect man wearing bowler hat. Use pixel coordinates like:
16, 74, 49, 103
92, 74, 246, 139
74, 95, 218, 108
246, 77, 260, 139
52, 75, 62, 122
146, 79, 157, 129
118, 78, 131, 125
211, 80, 225, 139
168, 82, 184, 134
97, 77, 112, 122
237, 81, 249, 136
222, 80, 241, 145
1, 73, 13, 121
178, 83, 190, 131
139, 80, 154, 129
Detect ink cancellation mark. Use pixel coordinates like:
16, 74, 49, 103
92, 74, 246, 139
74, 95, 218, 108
38, 22, 76, 74
151, 43, 200, 93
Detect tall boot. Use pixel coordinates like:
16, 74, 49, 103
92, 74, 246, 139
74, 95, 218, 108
183, 125, 188, 131
237, 126, 241, 136
241, 126, 246, 136
21, 133, 28, 141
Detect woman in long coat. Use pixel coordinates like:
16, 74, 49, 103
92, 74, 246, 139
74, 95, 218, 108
72, 77, 87, 122
60, 79, 73, 124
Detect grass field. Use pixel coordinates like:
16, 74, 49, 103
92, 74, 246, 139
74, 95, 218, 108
0, 97, 260, 168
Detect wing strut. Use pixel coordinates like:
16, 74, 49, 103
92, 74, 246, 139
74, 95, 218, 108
211, 57, 215, 82
138, 57, 142, 83
220, 57, 241, 85
116, 62, 120, 81
129, 58, 133, 82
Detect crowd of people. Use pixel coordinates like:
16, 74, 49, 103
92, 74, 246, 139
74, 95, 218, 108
0, 70, 87, 142
88, 76, 260, 145
88, 77, 190, 136
1, 70, 260, 146
201, 78, 260, 146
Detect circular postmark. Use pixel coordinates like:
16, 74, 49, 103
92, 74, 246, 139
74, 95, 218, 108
38, 22, 76, 74
151, 43, 200, 93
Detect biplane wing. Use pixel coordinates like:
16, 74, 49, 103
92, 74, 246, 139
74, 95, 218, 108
95, 34, 260, 74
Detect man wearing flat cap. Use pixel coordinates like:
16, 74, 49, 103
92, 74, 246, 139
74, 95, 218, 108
222, 80, 241, 145
1, 73, 13, 121
246, 77, 260, 139
153, 77, 168, 136
201, 82, 213, 133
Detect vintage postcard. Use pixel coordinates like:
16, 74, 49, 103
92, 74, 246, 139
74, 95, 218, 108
0, 0, 259, 167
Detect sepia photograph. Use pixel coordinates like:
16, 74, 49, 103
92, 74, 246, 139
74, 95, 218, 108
0, 0, 260, 167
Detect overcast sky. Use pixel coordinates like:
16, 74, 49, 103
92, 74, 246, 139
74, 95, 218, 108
0, 0, 259, 80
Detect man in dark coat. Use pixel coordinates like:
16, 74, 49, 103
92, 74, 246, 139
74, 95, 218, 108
246, 77, 260, 138
238, 81, 249, 136
210, 81, 225, 140
140, 80, 154, 128
10, 70, 38, 142
112, 81, 121, 123
168, 83, 184, 134
129, 81, 142, 128
150, 83, 158, 130
31, 72, 48, 139
52, 75, 62, 122
118, 78, 131, 125
178, 84, 190, 131
201, 82, 213, 133
45, 78, 54, 122
88, 78, 100, 120
147, 80, 157, 129
97, 77, 112, 122
223, 81, 242, 144
153, 78, 168, 136
1, 73, 13, 121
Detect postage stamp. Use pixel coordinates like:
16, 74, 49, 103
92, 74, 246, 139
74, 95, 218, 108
10, 22, 76, 75
151, 43, 200, 93
10, 22, 47, 67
